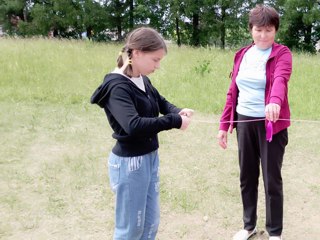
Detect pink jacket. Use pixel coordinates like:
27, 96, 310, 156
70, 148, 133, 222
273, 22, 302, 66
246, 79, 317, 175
219, 42, 292, 135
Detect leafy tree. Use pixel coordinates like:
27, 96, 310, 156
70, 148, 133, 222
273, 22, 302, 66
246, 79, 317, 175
81, 0, 109, 40
0, 0, 33, 34
165, 0, 186, 46
105, 0, 129, 40
278, 0, 320, 52
0, 0, 319, 52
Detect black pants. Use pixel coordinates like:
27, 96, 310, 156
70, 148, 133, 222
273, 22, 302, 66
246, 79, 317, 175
236, 114, 288, 236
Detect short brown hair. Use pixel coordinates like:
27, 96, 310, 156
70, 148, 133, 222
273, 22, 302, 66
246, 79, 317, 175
249, 5, 280, 31
117, 27, 167, 77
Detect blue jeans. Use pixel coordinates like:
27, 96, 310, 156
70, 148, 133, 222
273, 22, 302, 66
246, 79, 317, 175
108, 150, 160, 240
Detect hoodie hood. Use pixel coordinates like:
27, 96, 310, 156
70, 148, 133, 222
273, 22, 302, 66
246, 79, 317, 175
90, 73, 129, 108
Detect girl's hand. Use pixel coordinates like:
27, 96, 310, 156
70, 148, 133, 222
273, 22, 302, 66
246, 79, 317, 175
180, 115, 191, 130
179, 108, 194, 118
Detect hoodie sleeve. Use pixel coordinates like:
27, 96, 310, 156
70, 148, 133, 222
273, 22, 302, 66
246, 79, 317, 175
153, 87, 182, 115
90, 78, 110, 108
106, 85, 182, 137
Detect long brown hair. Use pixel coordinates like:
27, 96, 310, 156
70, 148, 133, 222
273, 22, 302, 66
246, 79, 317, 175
117, 27, 167, 77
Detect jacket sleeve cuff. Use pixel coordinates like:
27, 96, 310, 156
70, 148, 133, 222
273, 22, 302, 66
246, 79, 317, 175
219, 123, 229, 131
269, 96, 282, 106
172, 114, 182, 129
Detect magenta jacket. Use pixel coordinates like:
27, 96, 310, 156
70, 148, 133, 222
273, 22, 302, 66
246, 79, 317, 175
219, 42, 292, 135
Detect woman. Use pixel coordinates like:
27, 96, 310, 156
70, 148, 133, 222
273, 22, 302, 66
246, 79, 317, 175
91, 27, 193, 240
217, 5, 292, 240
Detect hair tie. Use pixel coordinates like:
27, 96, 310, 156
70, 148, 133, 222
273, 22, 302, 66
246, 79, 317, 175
118, 51, 123, 56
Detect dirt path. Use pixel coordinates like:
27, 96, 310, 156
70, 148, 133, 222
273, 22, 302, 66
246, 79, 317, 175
1, 107, 319, 240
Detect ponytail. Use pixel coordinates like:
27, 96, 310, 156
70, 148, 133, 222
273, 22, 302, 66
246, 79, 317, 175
117, 47, 125, 68
116, 46, 134, 77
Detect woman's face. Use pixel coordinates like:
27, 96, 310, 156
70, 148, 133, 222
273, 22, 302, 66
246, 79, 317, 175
131, 49, 166, 77
251, 25, 276, 50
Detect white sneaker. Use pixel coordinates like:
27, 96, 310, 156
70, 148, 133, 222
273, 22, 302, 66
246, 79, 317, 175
269, 237, 282, 240
232, 227, 257, 240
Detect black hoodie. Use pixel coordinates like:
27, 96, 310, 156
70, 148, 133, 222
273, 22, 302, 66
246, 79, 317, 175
91, 73, 182, 157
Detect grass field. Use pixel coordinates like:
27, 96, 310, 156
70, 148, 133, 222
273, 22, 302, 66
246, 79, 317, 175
0, 38, 320, 239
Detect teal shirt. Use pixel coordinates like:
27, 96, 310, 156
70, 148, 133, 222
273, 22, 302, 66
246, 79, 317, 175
236, 45, 272, 117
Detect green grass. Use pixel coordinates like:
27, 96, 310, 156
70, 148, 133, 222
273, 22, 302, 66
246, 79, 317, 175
1, 38, 319, 118
1, 38, 320, 239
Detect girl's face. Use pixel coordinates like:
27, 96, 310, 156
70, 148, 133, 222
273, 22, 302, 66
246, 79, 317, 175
251, 25, 276, 50
131, 49, 166, 76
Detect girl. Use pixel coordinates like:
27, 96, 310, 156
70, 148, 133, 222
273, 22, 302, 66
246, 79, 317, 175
91, 27, 193, 240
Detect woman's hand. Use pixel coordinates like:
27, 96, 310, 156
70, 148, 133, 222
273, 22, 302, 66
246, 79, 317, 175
265, 103, 280, 122
217, 130, 228, 149
179, 108, 194, 117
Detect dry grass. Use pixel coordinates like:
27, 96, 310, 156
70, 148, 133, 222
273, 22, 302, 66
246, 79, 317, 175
1, 102, 319, 239
1, 39, 320, 240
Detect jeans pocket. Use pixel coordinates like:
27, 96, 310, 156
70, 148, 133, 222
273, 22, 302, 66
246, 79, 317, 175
108, 153, 121, 192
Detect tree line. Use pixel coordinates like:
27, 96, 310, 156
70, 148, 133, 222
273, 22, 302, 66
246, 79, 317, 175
0, 0, 319, 52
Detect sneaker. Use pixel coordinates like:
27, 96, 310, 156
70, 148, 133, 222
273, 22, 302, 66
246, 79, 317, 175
232, 227, 257, 240
269, 237, 282, 240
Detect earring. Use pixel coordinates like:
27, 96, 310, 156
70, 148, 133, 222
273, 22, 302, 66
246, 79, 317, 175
128, 59, 132, 65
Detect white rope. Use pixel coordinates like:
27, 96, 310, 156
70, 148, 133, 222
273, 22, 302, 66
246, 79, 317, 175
192, 118, 320, 124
